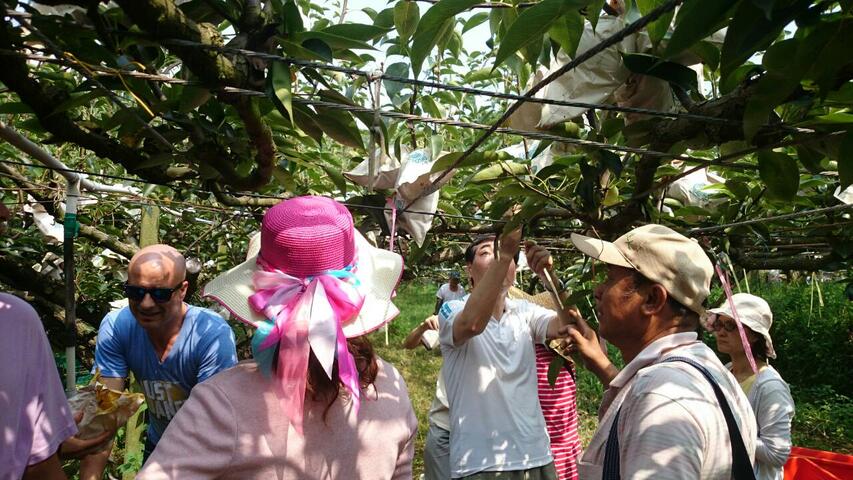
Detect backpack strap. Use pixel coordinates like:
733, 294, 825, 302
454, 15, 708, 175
601, 356, 756, 480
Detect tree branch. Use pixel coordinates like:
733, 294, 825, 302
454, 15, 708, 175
113, 0, 242, 87
112, 0, 276, 190
0, 163, 139, 259
0, 21, 173, 183
730, 249, 842, 271
211, 182, 281, 207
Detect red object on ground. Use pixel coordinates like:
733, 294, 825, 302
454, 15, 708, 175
784, 446, 853, 479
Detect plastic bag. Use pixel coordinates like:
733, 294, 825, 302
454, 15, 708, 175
538, 16, 650, 129
343, 147, 402, 191
67, 372, 145, 440
666, 164, 725, 209
384, 149, 450, 247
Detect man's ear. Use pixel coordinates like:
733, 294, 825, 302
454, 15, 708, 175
641, 284, 668, 316
178, 280, 189, 300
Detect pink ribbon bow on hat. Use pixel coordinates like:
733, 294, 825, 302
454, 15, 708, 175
248, 260, 365, 434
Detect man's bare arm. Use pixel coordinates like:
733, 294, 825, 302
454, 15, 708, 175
453, 229, 520, 346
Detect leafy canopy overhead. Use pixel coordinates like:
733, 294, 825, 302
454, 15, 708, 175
0, 0, 851, 296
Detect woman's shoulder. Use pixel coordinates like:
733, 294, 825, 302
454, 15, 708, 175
372, 356, 407, 391
753, 365, 794, 400
756, 365, 788, 385
197, 360, 263, 392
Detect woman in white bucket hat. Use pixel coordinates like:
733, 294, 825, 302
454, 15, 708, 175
707, 293, 795, 480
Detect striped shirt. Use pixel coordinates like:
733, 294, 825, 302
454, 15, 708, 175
535, 344, 581, 480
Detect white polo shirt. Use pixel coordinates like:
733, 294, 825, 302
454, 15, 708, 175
438, 296, 556, 478
437, 283, 467, 302
578, 332, 757, 479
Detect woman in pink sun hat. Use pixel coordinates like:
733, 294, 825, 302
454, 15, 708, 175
137, 196, 416, 480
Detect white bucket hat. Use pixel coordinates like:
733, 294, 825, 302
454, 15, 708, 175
708, 293, 776, 359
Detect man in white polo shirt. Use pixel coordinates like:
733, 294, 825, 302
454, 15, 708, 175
438, 230, 572, 479
562, 224, 757, 479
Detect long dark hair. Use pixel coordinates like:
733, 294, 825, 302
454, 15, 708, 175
305, 335, 378, 421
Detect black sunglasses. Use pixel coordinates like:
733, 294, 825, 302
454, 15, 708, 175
124, 283, 183, 303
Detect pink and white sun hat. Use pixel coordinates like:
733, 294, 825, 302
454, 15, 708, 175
203, 196, 403, 337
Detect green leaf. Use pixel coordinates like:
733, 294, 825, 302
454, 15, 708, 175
315, 90, 387, 150
281, 0, 304, 35
725, 179, 750, 199
421, 95, 445, 119
314, 106, 364, 149
547, 355, 565, 387
462, 12, 489, 34
431, 150, 511, 172
809, 113, 853, 124
279, 39, 331, 61
384, 62, 410, 98
51, 91, 107, 115
637, 0, 675, 45
548, 10, 584, 58
470, 161, 527, 183
411, 0, 482, 77
493, 0, 591, 71
268, 61, 294, 123
394, 0, 420, 44
719, 0, 809, 82
803, 19, 853, 97
301, 39, 333, 62
178, 86, 212, 113
0, 102, 34, 114
320, 163, 348, 195
375, 7, 397, 29
757, 151, 799, 200
320, 23, 391, 42
295, 31, 376, 51
622, 53, 698, 93
674, 205, 713, 217
464, 68, 500, 83
585, 0, 605, 30
840, 131, 853, 189
502, 196, 545, 234
292, 103, 324, 143
665, 0, 737, 59
742, 72, 797, 141
719, 64, 761, 95
494, 183, 542, 199
795, 146, 825, 175
688, 40, 720, 71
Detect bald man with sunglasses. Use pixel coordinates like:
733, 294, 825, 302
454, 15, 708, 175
81, 245, 237, 479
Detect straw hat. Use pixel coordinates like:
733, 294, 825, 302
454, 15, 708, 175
203, 196, 403, 337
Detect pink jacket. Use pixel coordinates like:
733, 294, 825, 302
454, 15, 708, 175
137, 358, 417, 480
